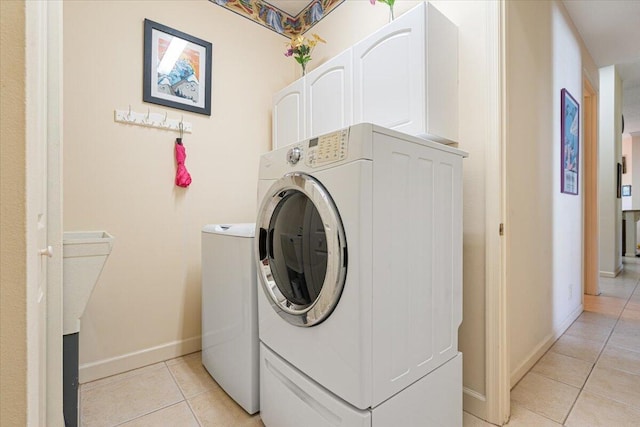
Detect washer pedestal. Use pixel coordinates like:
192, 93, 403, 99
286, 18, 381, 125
260, 343, 462, 427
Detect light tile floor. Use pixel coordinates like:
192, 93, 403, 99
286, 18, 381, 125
80, 352, 263, 426
81, 263, 640, 426
466, 260, 640, 426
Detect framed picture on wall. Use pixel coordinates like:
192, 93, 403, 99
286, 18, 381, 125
143, 19, 212, 116
617, 163, 623, 199
622, 185, 632, 197
561, 88, 580, 195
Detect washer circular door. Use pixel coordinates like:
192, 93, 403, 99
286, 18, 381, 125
256, 172, 347, 327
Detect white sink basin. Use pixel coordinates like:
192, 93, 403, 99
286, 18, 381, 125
63, 231, 114, 335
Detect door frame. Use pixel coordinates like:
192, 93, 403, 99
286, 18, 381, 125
462, 1, 510, 424
26, 0, 64, 424
45, 1, 64, 423
484, 0, 510, 423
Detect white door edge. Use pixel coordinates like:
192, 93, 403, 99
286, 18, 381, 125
483, 0, 510, 424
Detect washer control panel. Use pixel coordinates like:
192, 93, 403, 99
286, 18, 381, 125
305, 128, 349, 167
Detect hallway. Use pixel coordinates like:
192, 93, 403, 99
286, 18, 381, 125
466, 261, 640, 426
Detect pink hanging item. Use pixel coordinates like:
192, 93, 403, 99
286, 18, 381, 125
175, 138, 192, 187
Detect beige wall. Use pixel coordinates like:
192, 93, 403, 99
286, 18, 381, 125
430, 0, 491, 401
63, 0, 292, 381
506, 0, 598, 384
0, 0, 27, 425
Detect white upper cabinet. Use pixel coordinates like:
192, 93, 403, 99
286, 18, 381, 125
353, 5, 425, 138
272, 2, 458, 148
305, 50, 353, 140
353, 2, 458, 144
272, 79, 305, 150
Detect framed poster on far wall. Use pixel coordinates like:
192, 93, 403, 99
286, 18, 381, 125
143, 19, 212, 116
561, 88, 579, 195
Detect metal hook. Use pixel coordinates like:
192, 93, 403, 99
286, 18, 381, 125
128, 105, 132, 118
178, 121, 184, 140
146, 108, 151, 119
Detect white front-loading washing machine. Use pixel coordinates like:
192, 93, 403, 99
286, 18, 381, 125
255, 124, 467, 427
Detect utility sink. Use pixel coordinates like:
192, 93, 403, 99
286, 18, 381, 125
63, 231, 114, 335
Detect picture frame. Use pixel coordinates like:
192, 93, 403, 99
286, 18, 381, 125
617, 163, 622, 199
143, 19, 212, 116
622, 185, 632, 197
561, 88, 580, 195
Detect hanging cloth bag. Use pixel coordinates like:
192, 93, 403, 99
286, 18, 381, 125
175, 137, 192, 187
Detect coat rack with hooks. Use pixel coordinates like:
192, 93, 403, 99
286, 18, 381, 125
114, 107, 193, 133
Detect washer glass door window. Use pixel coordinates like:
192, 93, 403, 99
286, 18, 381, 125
270, 191, 327, 306
257, 173, 347, 327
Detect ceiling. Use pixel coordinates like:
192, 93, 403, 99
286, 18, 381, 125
562, 0, 640, 134
267, 0, 312, 15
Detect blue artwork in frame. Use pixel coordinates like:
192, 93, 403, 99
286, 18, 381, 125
143, 19, 212, 116
561, 88, 579, 195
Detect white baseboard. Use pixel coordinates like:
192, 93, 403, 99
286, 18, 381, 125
79, 335, 202, 384
463, 387, 488, 421
600, 263, 623, 278
509, 304, 583, 387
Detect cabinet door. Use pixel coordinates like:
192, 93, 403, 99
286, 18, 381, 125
305, 50, 353, 138
353, 3, 425, 136
273, 79, 305, 149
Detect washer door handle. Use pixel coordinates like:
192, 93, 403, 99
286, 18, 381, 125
258, 228, 267, 261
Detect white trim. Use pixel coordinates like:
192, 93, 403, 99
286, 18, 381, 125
45, 1, 64, 425
509, 304, 583, 387
25, 1, 49, 424
480, 0, 510, 425
79, 336, 202, 384
599, 271, 617, 278
599, 263, 623, 277
463, 388, 488, 421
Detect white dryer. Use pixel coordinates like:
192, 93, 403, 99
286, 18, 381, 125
255, 124, 466, 427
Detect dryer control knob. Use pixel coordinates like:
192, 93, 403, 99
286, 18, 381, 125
287, 147, 301, 165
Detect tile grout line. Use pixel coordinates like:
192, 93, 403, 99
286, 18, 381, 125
510, 401, 565, 426
184, 396, 205, 427
165, 359, 189, 402
560, 274, 640, 425
111, 401, 186, 427
510, 310, 612, 422
80, 364, 177, 427
164, 358, 206, 427
109, 362, 189, 427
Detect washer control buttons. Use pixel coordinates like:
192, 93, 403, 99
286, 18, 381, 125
305, 129, 349, 167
